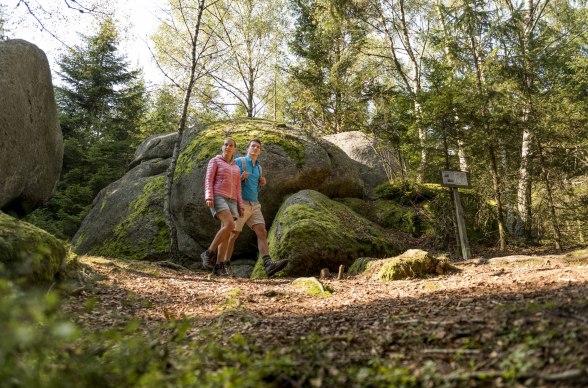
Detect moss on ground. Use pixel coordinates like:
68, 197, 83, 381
292, 277, 333, 296
564, 249, 588, 265
0, 211, 66, 283
347, 257, 380, 276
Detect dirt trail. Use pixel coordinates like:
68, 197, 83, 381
64, 250, 588, 385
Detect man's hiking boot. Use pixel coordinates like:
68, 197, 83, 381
223, 262, 234, 277
213, 262, 226, 276
263, 255, 288, 277
201, 249, 217, 270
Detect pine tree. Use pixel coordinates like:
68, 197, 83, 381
26, 18, 146, 239
288, 0, 370, 134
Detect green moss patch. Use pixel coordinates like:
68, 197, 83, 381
89, 176, 169, 260
175, 119, 306, 178
292, 277, 333, 296
0, 211, 66, 283
348, 257, 380, 276
563, 249, 588, 265
360, 249, 456, 281
372, 181, 498, 247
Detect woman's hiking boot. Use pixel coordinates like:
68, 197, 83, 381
263, 255, 288, 277
201, 249, 217, 270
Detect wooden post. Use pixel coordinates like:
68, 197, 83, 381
452, 187, 471, 260
337, 265, 345, 280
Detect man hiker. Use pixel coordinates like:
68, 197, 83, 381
224, 138, 288, 277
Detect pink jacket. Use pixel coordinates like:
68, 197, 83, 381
204, 155, 243, 210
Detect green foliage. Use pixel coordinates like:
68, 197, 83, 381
0, 212, 66, 283
26, 18, 147, 240
287, 0, 371, 133
139, 86, 182, 138
373, 181, 498, 249
374, 180, 439, 205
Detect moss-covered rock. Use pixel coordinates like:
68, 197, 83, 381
347, 257, 380, 276
292, 277, 333, 296
357, 249, 456, 281
252, 190, 403, 278
0, 211, 66, 283
372, 181, 498, 248
73, 119, 366, 262
336, 198, 419, 236
72, 164, 170, 261
171, 119, 365, 260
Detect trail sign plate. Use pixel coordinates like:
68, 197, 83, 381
440, 170, 471, 188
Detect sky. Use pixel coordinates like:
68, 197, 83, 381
2, 0, 167, 86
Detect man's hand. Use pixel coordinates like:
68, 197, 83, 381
259, 176, 267, 186
238, 207, 244, 217
205, 199, 214, 208
241, 171, 249, 181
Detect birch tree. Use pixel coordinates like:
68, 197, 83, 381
207, 0, 288, 117
365, 0, 433, 181
157, 0, 220, 259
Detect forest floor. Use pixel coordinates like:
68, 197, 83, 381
61, 247, 588, 387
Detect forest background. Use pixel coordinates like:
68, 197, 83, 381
2, 0, 588, 256
2, 0, 588, 385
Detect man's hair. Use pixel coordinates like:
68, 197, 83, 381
248, 138, 262, 148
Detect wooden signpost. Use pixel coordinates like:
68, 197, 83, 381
440, 170, 472, 260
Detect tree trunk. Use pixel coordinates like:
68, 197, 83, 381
515, 125, 533, 238
489, 145, 507, 251
164, 0, 207, 260
538, 142, 562, 251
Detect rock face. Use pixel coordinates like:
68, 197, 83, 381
72, 119, 366, 261
251, 190, 403, 278
323, 131, 399, 195
73, 158, 171, 260
0, 211, 66, 283
128, 132, 178, 169
171, 120, 365, 258
0, 39, 63, 216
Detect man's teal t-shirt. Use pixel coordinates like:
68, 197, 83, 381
236, 155, 261, 201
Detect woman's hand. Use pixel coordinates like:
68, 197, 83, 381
238, 207, 245, 217
259, 176, 267, 186
205, 199, 214, 208
241, 171, 249, 181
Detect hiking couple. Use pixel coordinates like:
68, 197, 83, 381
199, 137, 288, 277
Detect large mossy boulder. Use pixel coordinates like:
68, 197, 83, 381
351, 249, 456, 281
0, 40, 63, 216
72, 159, 170, 260
170, 119, 364, 259
251, 190, 403, 278
0, 211, 66, 283
73, 119, 365, 261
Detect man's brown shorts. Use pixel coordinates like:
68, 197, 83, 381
234, 201, 265, 232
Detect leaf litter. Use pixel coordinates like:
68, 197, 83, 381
61, 249, 588, 385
